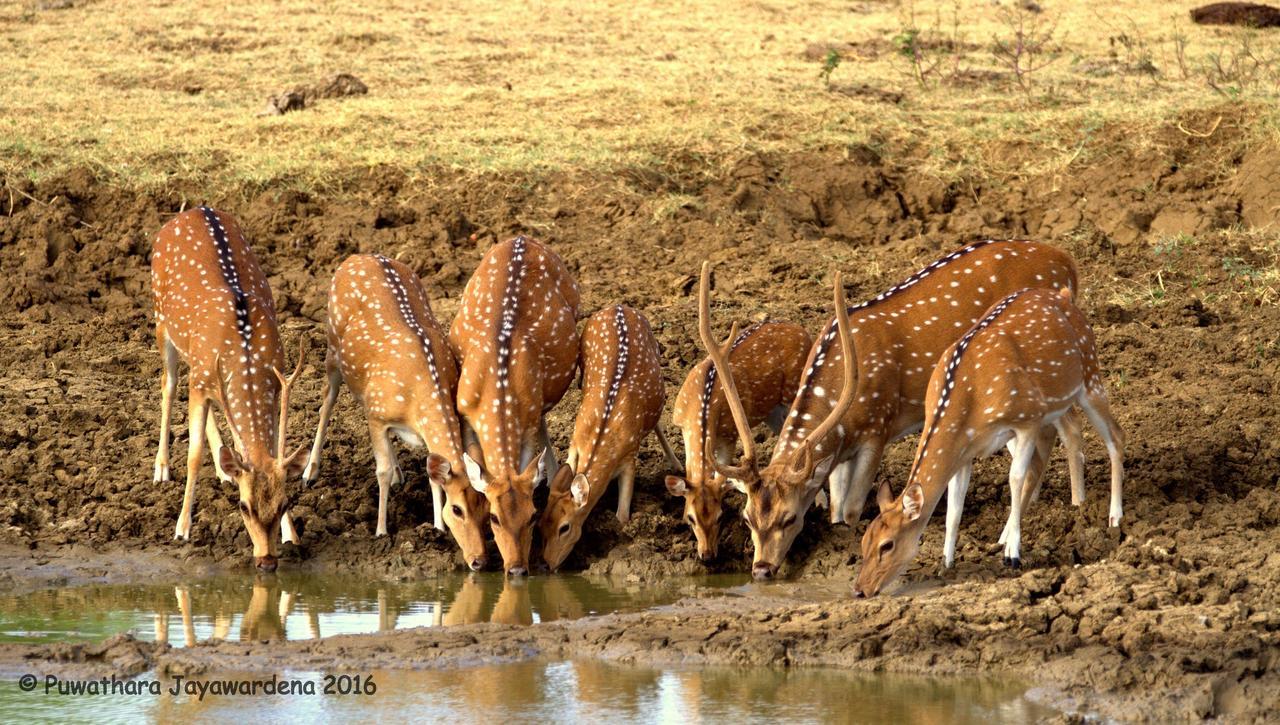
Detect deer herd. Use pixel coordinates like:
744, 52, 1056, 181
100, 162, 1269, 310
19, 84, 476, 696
150, 207, 1125, 597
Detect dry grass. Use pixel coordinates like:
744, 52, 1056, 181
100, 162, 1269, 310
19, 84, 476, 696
2, 0, 1279, 193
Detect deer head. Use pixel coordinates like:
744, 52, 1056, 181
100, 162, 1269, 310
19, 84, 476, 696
469, 448, 544, 576
427, 454, 491, 571
699, 263, 856, 580
214, 335, 310, 572
852, 481, 926, 597
539, 466, 592, 571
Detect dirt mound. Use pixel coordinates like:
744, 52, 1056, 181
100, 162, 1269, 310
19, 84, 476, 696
1192, 2, 1280, 27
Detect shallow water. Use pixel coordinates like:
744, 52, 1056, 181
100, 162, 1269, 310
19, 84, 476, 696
0, 573, 1059, 722
0, 571, 754, 646
0, 660, 1056, 724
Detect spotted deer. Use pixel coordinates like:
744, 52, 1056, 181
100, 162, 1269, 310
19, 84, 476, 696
302, 254, 490, 570
852, 287, 1123, 596
666, 286, 811, 562
150, 207, 308, 572
449, 236, 580, 576
711, 240, 1079, 579
539, 305, 678, 571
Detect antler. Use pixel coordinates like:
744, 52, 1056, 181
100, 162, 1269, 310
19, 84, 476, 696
213, 350, 249, 449
698, 261, 756, 480
270, 332, 309, 461
784, 271, 856, 485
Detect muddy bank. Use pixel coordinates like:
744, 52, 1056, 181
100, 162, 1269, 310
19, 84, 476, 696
2, 103, 1280, 719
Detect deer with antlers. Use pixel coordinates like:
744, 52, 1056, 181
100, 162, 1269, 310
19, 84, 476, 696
852, 287, 1123, 596
301, 254, 490, 569
449, 236, 580, 576
704, 240, 1079, 579
668, 301, 811, 562
150, 207, 308, 572
539, 304, 678, 571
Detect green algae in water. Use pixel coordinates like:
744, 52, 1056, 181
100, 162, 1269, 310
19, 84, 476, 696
0, 571, 751, 646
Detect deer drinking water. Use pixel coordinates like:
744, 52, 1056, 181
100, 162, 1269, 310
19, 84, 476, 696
302, 254, 490, 570
150, 207, 308, 572
707, 241, 1079, 579
449, 236, 581, 576
539, 304, 678, 571
668, 276, 811, 562
852, 287, 1124, 597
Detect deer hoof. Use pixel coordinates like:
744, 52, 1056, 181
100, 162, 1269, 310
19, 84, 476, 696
1003, 556, 1022, 569
154, 464, 170, 483
616, 512, 631, 525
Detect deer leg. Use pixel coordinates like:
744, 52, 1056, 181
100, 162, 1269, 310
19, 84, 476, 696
213, 614, 231, 640
153, 335, 179, 483
943, 464, 973, 569
175, 586, 196, 647
429, 475, 445, 532
1023, 424, 1056, 506
827, 458, 855, 523
369, 421, 397, 538
616, 458, 636, 524
303, 353, 342, 484
1002, 430, 1037, 568
154, 610, 169, 645
655, 427, 682, 471
280, 512, 298, 544
176, 393, 210, 541
841, 443, 885, 525
204, 414, 232, 485
999, 425, 1054, 549
538, 417, 559, 485
1055, 408, 1086, 506
1079, 392, 1125, 527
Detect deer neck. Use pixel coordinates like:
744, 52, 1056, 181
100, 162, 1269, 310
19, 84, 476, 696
220, 366, 281, 466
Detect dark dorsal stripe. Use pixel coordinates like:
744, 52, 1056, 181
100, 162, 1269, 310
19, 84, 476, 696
376, 254, 460, 452
200, 206, 253, 352
493, 237, 528, 460
376, 254, 435, 369
799, 240, 1007, 393
581, 305, 629, 472
904, 287, 1032, 487
699, 321, 764, 450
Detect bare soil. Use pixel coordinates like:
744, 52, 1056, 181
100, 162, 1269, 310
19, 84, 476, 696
1, 104, 1278, 720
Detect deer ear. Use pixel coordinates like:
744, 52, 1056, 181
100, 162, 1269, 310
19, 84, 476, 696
664, 475, 688, 497
283, 444, 308, 481
426, 453, 452, 485
462, 452, 486, 493
220, 447, 247, 478
521, 449, 548, 486
807, 455, 837, 488
876, 481, 894, 509
902, 483, 924, 521
727, 477, 748, 494
570, 474, 589, 508
550, 465, 574, 492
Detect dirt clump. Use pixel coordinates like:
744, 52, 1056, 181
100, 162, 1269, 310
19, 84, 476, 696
259, 73, 368, 116
1191, 2, 1280, 27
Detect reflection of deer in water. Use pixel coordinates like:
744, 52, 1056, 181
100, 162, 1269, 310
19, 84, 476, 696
154, 577, 321, 645
441, 576, 547, 626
